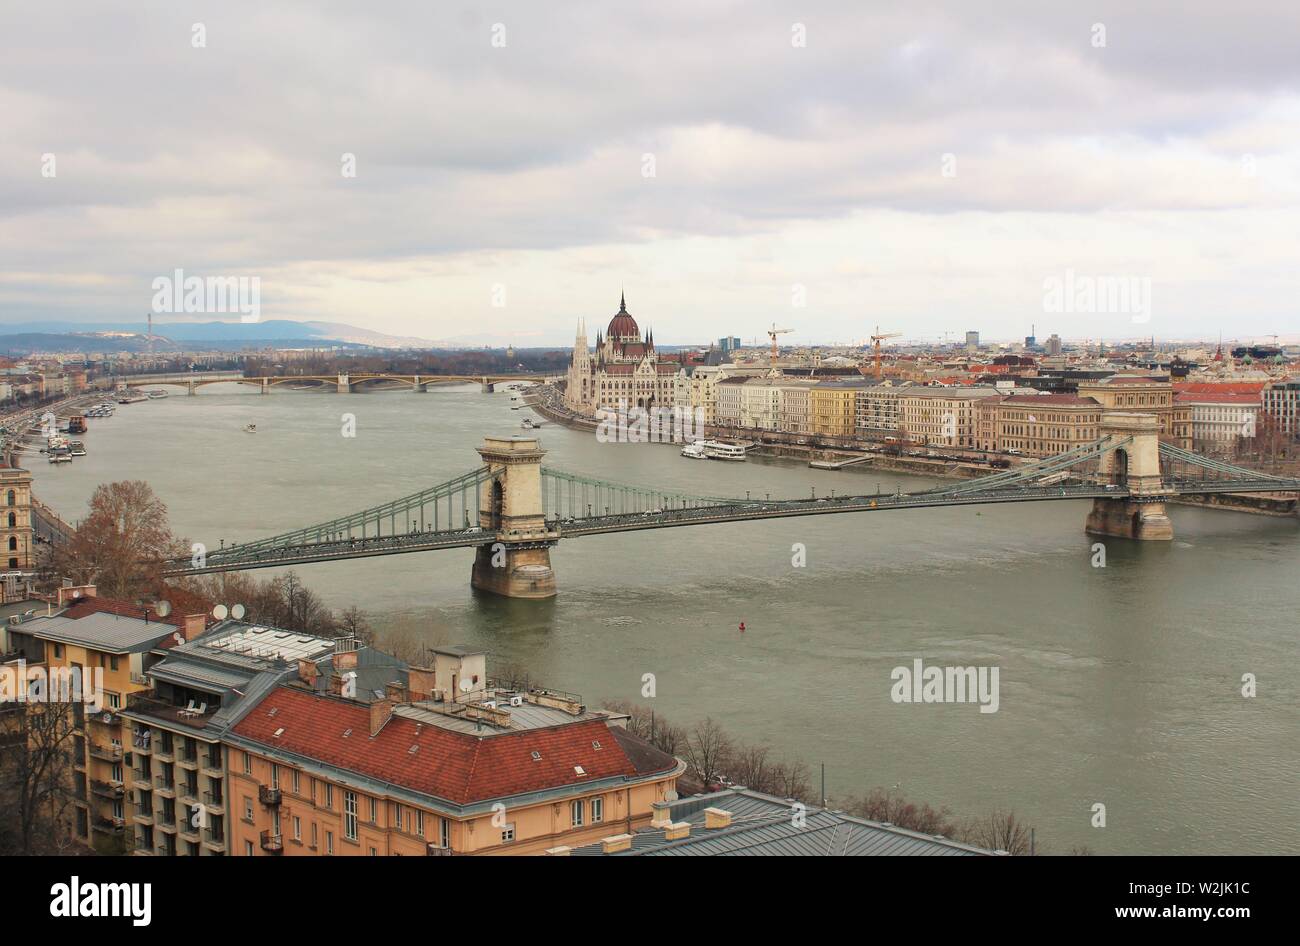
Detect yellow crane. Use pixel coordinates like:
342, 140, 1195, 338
766, 324, 793, 369
870, 327, 902, 378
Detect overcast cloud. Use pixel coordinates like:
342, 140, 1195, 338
2, 1, 1298, 344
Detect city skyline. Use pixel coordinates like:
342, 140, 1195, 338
3, 2, 1300, 343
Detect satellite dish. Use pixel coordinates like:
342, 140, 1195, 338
459, 679, 473, 692
231, 604, 246, 620
212, 605, 229, 620
155, 600, 173, 618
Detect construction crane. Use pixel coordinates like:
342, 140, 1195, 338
766, 323, 793, 369
870, 326, 902, 378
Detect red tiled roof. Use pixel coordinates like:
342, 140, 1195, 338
1174, 392, 1260, 404
63, 596, 187, 627
232, 686, 676, 805
1173, 381, 1267, 395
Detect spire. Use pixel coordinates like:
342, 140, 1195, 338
619, 289, 627, 313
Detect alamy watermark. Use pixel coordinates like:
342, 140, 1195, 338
595, 402, 706, 444
151, 268, 260, 322
890, 658, 999, 714
0, 661, 104, 713
1043, 268, 1151, 324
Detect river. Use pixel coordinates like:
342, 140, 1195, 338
27, 383, 1300, 855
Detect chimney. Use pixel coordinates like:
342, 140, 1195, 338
650, 801, 673, 828
600, 834, 634, 854
181, 613, 205, 641
385, 680, 408, 704
664, 822, 691, 841
334, 649, 358, 672
329, 673, 344, 695
704, 807, 732, 829
544, 846, 572, 857
369, 698, 393, 736
297, 660, 319, 687
406, 666, 436, 701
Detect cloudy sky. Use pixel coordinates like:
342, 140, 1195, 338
2, 1, 1298, 346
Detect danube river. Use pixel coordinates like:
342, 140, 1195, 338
30, 384, 1300, 854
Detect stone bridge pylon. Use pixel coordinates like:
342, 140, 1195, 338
1085, 413, 1174, 540
470, 437, 559, 598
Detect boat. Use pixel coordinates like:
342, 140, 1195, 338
521, 418, 544, 429
703, 440, 747, 461
244, 424, 257, 434
680, 442, 708, 459
69, 442, 87, 457
67, 415, 87, 434
117, 394, 148, 404
146, 390, 168, 399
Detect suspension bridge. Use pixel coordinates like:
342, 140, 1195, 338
161, 412, 1300, 597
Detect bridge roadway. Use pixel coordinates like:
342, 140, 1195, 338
163, 477, 1298, 577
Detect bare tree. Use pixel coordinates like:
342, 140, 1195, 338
0, 702, 78, 855
959, 809, 1033, 855
46, 481, 187, 600
681, 717, 734, 787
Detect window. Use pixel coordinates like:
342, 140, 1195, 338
344, 791, 357, 841
270, 764, 279, 789
571, 800, 584, 827
242, 753, 252, 775
109, 656, 119, 672
391, 802, 401, 828
323, 784, 333, 809
293, 816, 301, 841
243, 797, 253, 821
325, 831, 334, 855
591, 797, 603, 823
107, 692, 121, 709
291, 769, 300, 794
244, 840, 254, 856
311, 823, 318, 849
368, 796, 377, 824
501, 823, 515, 843
439, 818, 450, 849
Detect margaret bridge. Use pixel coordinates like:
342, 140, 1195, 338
160, 413, 1300, 598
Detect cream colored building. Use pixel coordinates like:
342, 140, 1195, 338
897, 388, 1001, 448
1076, 377, 1191, 449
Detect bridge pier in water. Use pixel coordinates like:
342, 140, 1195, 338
481, 377, 495, 393
1085, 413, 1174, 541
337, 372, 351, 394
470, 436, 558, 599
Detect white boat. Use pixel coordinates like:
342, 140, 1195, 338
703, 440, 747, 461
146, 390, 168, 399
70, 442, 87, 457
521, 418, 544, 429
680, 442, 708, 459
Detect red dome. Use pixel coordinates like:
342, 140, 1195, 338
606, 293, 640, 340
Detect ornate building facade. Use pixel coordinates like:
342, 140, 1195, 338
564, 294, 681, 415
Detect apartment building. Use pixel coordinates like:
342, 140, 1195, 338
978, 394, 1103, 457
0, 462, 34, 570
123, 620, 402, 856
897, 388, 1002, 448
1262, 378, 1300, 436
1175, 391, 1261, 454
738, 378, 784, 429
715, 375, 749, 426
1076, 376, 1191, 448
857, 383, 908, 435
1, 590, 206, 853
777, 380, 816, 434
226, 646, 684, 857
809, 380, 870, 438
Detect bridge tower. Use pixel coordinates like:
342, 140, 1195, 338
470, 436, 558, 598
1085, 412, 1173, 541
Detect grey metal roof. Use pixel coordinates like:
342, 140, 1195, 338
19, 612, 175, 653
149, 660, 251, 692
569, 788, 998, 857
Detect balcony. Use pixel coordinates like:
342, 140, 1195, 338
177, 782, 199, 803
133, 804, 154, 822
87, 710, 123, 728
203, 828, 226, 849
259, 830, 283, 853
152, 743, 174, 762
153, 775, 176, 794
90, 779, 125, 799
201, 756, 223, 777
92, 815, 126, 834
258, 785, 282, 806
132, 767, 151, 786
202, 790, 225, 812
88, 742, 123, 762
178, 748, 199, 767
178, 817, 200, 840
